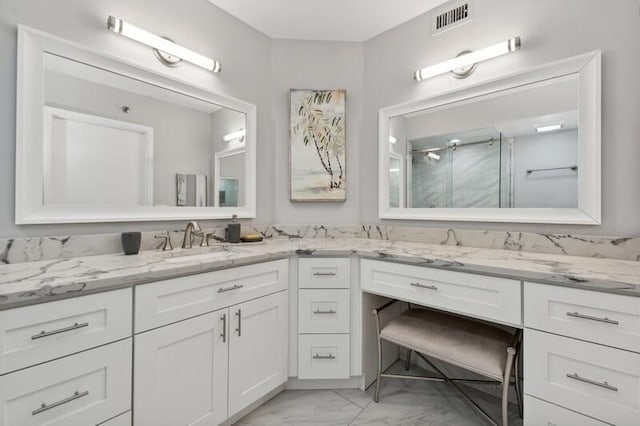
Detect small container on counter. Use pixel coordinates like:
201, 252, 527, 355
121, 232, 141, 255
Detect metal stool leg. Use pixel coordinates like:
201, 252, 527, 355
502, 347, 516, 426
373, 306, 384, 403
372, 300, 399, 403
374, 336, 382, 402
404, 349, 412, 370
514, 351, 523, 418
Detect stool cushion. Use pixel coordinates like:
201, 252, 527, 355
380, 308, 514, 381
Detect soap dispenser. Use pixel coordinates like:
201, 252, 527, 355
225, 214, 241, 243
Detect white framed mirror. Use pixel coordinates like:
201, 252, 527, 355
16, 26, 257, 224
379, 51, 601, 224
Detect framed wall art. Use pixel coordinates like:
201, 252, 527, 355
290, 89, 346, 201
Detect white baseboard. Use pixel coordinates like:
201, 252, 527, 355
285, 376, 362, 390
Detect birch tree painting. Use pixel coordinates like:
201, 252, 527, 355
290, 89, 346, 201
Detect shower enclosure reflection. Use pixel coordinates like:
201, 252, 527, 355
388, 76, 579, 210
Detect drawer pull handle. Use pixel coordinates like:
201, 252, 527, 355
31, 322, 89, 340
313, 309, 336, 314
218, 284, 244, 293
566, 373, 618, 392
235, 309, 242, 337
313, 354, 336, 360
566, 311, 619, 325
32, 390, 89, 415
313, 272, 337, 276
220, 313, 227, 343
410, 282, 438, 291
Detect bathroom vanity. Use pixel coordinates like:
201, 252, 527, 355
0, 239, 638, 425
3, 13, 635, 426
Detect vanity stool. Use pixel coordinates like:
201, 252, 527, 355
373, 300, 522, 426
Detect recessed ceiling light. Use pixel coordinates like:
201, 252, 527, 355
535, 122, 564, 133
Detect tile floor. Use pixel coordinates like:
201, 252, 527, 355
235, 362, 523, 426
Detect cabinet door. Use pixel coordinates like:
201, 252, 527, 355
134, 310, 228, 426
228, 291, 288, 417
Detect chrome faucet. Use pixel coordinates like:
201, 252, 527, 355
181, 221, 201, 249
154, 231, 173, 251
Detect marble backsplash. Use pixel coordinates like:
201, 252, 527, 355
1, 224, 639, 264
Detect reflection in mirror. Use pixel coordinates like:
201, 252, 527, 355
42, 52, 247, 209
388, 75, 578, 209
176, 174, 207, 207
388, 154, 402, 208
214, 148, 245, 208
219, 178, 239, 207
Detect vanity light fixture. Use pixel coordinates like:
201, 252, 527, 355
414, 36, 521, 81
535, 122, 564, 133
389, 136, 397, 144
107, 16, 222, 73
427, 152, 441, 160
223, 129, 246, 142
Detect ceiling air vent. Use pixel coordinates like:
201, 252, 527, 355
431, 0, 473, 35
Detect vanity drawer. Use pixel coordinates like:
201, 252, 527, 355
525, 282, 640, 352
0, 338, 131, 426
361, 259, 522, 326
299, 289, 350, 334
298, 334, 350, 379
135, 259, 288, 332
299, 258, 350, 289
0, 288, 132, 375
524, 329, 640, 426
523, 395, 607, 426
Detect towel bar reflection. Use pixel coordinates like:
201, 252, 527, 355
526, 166, 577, 175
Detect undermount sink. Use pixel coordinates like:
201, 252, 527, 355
163, 249, 232, 263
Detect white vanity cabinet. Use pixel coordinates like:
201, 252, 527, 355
0, 290, 133, 426
0, 288, 132, 375
0, 339, 131, 426
523, 282, 640, 426
133, 259, 289, 425
360, 259, 522, 327
228, 291, 288, 416
297, 258, 352, 380
133, 310, 229, 426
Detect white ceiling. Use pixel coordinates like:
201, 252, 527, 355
207, 0, 447, 42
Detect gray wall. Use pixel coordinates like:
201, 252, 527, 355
362, 0, 640, 235
513, 130, 578, 208
270, 39, 363, 225
1, 0, 639, 238
0, 0, 273, 237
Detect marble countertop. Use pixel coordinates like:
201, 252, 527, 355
1, 238, 639, 310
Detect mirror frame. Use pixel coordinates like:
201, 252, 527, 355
16, 25, 257, 224
378, 51, 601, 224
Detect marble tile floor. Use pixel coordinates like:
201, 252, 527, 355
235, 362, 523, 426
